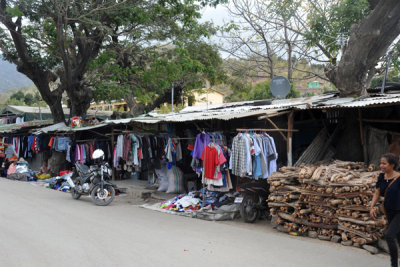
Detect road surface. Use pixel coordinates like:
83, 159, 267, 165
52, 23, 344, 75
0, 179, 390, 267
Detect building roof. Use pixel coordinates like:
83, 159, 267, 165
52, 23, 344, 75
31, 92, 400, 133
134, 92, 400, 123
0, 105, 113, 118
0, 120, 54, 134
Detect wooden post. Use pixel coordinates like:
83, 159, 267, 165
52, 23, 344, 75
287, 111, 294, 166
111, 126, 115, 181
265, 117, 287, 141
358, 109, 368, 164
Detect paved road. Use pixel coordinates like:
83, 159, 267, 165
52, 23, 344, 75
0, 179, 390, 267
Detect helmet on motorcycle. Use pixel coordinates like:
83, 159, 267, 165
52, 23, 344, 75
92, 149, 105, 162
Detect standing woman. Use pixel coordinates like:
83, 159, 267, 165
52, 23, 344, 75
370, 153, 400, 267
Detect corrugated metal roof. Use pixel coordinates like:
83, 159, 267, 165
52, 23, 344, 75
1, 105, 113, 117
0, 120, 54, 134
27, 93, 400, 132
295, 94, 400, 110
33, 122, 67, 135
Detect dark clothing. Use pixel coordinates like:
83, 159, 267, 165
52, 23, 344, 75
386, 210, 400, 267
39, 135, 51, 151
375, 173, 400, 211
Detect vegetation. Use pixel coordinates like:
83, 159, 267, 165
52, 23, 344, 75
220, 0, 400, 96
4, 89, 47, 107
0, 0, 226, 121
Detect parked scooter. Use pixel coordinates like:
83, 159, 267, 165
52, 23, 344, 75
66, 149, 115, 206
235, 180, 269, 223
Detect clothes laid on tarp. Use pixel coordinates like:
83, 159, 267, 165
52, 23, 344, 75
154, 189, 240, 221
229, 132, 277, 179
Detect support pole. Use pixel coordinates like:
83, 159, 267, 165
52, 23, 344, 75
287, 111, 294, 166
111, 126, 115, 181
358, 109, 368, 164
171, 82, 174, 113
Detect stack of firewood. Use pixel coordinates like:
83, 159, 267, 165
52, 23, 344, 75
268, 167, 302, 233
268, 160, 386, 245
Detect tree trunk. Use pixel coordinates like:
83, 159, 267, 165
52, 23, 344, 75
326, 0, 400, 96
0, 2, 65, 123
125, 95, 145, 116
66, 84, 93, 118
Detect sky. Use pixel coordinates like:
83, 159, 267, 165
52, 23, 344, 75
199, 4, 235, 58
200, 4, 231, 26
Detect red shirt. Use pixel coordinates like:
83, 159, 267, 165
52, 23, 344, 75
201, 146, 220, 180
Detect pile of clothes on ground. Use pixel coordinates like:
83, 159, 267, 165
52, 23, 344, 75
3, 157, 37, 181
30, 171, 72, 192
156, 189, 241, 221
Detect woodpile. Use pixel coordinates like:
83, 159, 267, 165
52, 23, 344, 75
268, 161, 386, 246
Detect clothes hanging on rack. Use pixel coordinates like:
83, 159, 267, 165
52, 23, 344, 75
165, 138, 182, 169
113, 133, 166, 173
230, 132, 278, 179
201, 141, 232, 192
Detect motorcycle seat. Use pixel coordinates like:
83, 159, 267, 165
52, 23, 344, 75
76, 163, 90, 174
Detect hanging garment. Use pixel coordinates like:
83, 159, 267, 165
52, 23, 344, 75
115, 135, 124, 162
266, 134, 278, 174
123, 134, 132, 161
113, 145, 118, 167
193, 133, 210, 159
27, 136, 35, 158
230, 134, 247, 177
5, 145, 17, 159
81, 144, 86, 163
66, 143, 71, 162
130, 134, 139, 166
75, 144, 80, 163
201, 145, 219, 180
55, 137, 70, 151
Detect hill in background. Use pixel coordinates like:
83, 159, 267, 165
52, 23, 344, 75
0, 59, 33, 93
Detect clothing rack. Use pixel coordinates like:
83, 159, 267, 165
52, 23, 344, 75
169, 137, 195, 140
75, 139, 110, 143
236, 128, 298, 132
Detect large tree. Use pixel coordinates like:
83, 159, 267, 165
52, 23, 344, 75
324, 0, 400, 95
220, 0, 400, 96
89, 39, 225, 115
0, 0, 224, 122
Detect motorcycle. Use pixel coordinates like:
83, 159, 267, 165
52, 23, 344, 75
235, 180, 270, 223
66, 149, 115, 206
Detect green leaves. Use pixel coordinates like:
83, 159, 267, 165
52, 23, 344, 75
306, 0, 370, 59
5, 7, 23, 17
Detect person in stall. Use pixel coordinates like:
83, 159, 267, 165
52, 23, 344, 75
2, 142, 18, 177
6, 155, 27, 181
36, 161, 51, 180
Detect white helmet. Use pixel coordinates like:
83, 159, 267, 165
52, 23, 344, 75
92, 149, 105, 160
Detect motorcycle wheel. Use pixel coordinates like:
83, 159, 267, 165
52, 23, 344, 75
91, 184, 115, 206
240, 195, 259, 223
71, 179, 81, 200
71, 187, 81, 200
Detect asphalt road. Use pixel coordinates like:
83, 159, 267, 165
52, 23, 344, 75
0, 179, 390, 267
